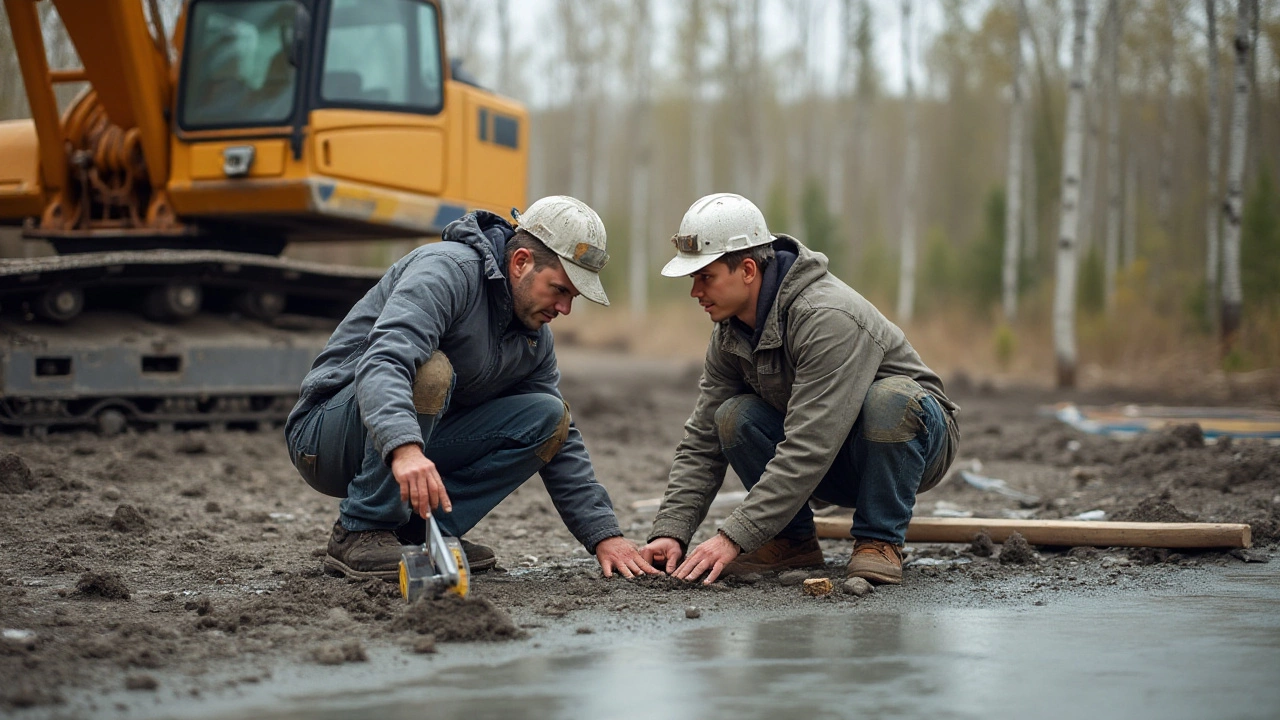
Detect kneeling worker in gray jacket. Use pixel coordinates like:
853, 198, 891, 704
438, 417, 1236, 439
286, 196, 658, 581
641, 193, 960, 585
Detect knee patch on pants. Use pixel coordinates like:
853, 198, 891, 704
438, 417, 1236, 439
714, 395, 752, 447
535, 400, 572, 464
860, 376, 926, 443
413, 351, 453, 415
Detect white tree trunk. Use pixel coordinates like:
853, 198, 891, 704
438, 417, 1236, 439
1024, 129, 1038, 265
751, 0, 771, 204
689, 0, 712, 198
496, 0, 511, 95
1204, 0, 1222, 327
1003, 0, 1028, 321
896, 0, 919, 323
1220, 0, 1254, 343
1079, 10, 1105, 254
1104, 0, 1123, 313
827, 0, 855, 214
1053, 0, 1089, 388
1124, 154, 1137, 268
629, 0, 652, 322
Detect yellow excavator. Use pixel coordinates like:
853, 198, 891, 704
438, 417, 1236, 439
0, 0, 527, 434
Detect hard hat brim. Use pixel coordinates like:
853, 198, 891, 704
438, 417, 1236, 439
661, 251, 724, 278
562, 260, 610, 306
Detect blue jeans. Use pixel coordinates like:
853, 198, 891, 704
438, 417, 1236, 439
287, 382, 566, 536
716, 376, 955, 545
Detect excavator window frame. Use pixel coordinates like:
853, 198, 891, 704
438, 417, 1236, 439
174, 0, 314, 133
173, 0, 447, 136
312, 0, 446, 117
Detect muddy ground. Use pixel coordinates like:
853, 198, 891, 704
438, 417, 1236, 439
1, 350, 1278, 714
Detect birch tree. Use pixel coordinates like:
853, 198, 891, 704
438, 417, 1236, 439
558, 0, 592, 201
1053, 0, 1089, 388
1204, 0, 1223, 326
628, 0, 652, 321
1104, 0, 1124, 312
684, 0, 712, 199
1003, 0, 1028, 321
897, 0, 920, 323
1220, 0, 1255, 346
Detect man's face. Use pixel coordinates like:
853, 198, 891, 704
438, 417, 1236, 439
689, 260, 752, 324
510, 249, 578, 330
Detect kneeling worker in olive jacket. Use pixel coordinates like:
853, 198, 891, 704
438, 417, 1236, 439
641, 193, 960, 585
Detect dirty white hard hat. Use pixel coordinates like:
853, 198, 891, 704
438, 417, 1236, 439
512, 196, 610, 306
661, 193, 775, 277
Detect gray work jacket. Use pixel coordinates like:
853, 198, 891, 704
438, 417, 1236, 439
648, 236, 958, 553
286, 211, 622, 552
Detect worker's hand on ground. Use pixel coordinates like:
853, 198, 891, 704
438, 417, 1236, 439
640, 537, 684, 574
390, 443, 451, 517
672, 532, 740, 585
595, 537, 661, 579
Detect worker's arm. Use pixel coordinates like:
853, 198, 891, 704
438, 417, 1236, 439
717, 306, 884, 554
508, 340, 633, 554
354, 254, 474, 466
645, 330, 744, 548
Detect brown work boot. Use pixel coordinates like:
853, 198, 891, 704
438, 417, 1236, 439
323, 521, 404, 581
459, 538, 497, 572
846, 539, 904, 585
723, 535, 825, 575
394, 515, 497, 572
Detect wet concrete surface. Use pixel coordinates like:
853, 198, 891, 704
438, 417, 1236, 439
52, 562, 1279, 720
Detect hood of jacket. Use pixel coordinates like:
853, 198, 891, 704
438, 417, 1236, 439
724, 234, 829, 354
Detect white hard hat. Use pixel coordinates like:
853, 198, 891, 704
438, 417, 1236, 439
661, 193, 774, 277
512, 196, 610, 305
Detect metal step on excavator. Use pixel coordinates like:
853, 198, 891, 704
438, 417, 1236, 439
0, 0, 528, 435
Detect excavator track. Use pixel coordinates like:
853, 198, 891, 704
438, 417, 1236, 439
0, 250, 383, 435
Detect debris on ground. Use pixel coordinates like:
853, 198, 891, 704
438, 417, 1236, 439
998, 532, 1037, 565
390, 595, 525, 642
841, 578, 873, 597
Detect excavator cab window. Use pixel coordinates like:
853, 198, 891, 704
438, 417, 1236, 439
179, 0, 301, 129
319, 0, 443, 113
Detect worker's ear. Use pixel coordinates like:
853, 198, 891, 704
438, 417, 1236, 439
739, 258, 759, 285
509, 247, 534, 280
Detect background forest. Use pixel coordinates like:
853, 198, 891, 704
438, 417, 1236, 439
2, 0, 1279, 389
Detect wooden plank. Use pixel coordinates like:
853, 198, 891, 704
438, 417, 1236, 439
813, 516, 1251, 549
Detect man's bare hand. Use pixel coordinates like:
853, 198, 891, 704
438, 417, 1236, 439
640, 537, 684, 574
595, 537, 661, 578
672, 532, 740, 585
390, 444, 450, 517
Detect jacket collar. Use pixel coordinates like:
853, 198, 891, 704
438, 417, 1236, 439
717, 235, 829, 356
441, 211, 540, 339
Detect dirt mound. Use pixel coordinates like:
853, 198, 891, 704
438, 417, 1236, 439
109, 504, 149, 533
998, 532, 1036, 564
75, 571, 131, 600
1113, 498, 1197, 523
390, 595, 525, 642
0, 453, 36, 494
969, 532, 996, 558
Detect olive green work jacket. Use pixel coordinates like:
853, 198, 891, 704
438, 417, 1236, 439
648, 236, 959, 553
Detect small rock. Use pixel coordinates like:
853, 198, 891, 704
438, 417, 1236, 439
125, 675, 158, 691
75, 571, 131, 600
998, 532, 1037, 565
802, 578, 833, 596
969, 532, 995, 558
841, 577, 874, 597
0, 453, 37, 494
2, 628, 38, 651
684, 606, 701, 619
204, 501, 222, 513
412, 635, 437, 654
778, 570, 809, 586
575, 626, 595, 634
735, 572, 762, 585
102, 486, 122, 501
1230, 549, 1270, 564
109, 504, 148, 533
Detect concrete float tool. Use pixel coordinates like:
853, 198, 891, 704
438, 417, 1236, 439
399, 514, 471, 601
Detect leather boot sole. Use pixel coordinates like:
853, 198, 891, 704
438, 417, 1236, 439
323, 555, 400, 582
846, 565, 903, 585
723, 548, 826, 575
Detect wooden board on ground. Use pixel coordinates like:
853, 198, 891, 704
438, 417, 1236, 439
813, 516, 1252, 549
